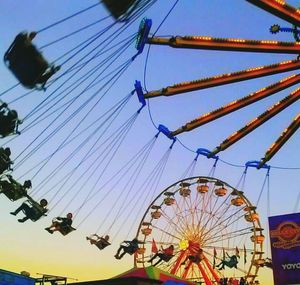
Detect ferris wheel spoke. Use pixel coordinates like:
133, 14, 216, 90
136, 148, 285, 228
203, 226, 253, 245
200, 192, 232, 231
203, 212, 246, 243
205, 230, 252, 246
152, 224, 182, 241
177, 198, 193, 232
202, 206, 245, 241
160, 209, 192, 237
160, 206, 187, 231
200, 203, 232, 239
202, 196, 228, 236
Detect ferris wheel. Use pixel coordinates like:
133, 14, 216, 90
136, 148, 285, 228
135, 176, 265, 285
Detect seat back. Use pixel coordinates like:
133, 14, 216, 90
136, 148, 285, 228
96, 239, 110, 250
102, 0, 136, 19
5, 36, 49, 88
59, 225, 76, 236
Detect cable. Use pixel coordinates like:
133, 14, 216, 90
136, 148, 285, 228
37, 2, 101, 33
40, 17, 110, 49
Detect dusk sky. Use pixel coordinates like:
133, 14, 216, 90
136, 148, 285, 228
0, 1, 299, 284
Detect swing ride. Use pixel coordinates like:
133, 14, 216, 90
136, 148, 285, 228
0, 1, 299, 285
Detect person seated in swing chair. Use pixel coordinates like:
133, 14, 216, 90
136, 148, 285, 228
0, 175, 31, 201
114, 238, 140, 259
86, 234, 111, 250
216, 253, 239, 270
181, 248, 204, 269
10, 198, 48, 223
148, 244, 174, 266
4, 31, 60, 90
0, 147, 13, 174
0, 103, 22, 137
45, 213, 75, 236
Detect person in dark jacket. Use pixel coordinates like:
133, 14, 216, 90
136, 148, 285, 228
45, 213, 73, 234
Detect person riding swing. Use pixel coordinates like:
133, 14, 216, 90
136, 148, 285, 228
0, 175, 31, 201
0, 147, 13, 174
10, 198, 48, 223
216, 253, 239, 270
45, 213, 75, 236
86, 234, 111, 250
148, 245, 174, 266
0, 103, 22, 137
114, 238, 141, 259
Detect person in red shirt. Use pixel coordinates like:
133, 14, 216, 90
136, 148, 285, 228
148, 245, 174, 266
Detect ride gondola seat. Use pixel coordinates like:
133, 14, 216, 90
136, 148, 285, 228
0, 180, 27, 201
102, 0, 137, 19
151, 210, 161, 219
49, 217, 76, 236
17, 199, 48, 222
58, 224, 76, 236
161, 254, 173, 262
95, 238, 110, 250
27, 200, 48, 221
4, 33, 52, 89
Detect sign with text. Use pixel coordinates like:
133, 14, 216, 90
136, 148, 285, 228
269, 212, 300, 285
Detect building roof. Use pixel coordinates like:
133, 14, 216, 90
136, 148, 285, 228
0, 268, 35, 285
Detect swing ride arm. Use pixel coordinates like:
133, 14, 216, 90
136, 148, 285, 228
148, 36, 300, 54
171, 74, 300, 136
210, 88, 300, 156
245, 0, 300, 27
260, 113, 300, 167
143, 59, 300, 98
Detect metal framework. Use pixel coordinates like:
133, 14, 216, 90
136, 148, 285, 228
35, 273, 68, 285
135, 1, 300, 167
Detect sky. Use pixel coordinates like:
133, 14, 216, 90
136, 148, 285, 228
0, 1, 300, 284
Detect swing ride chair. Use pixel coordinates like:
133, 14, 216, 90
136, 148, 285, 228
0, 158, 12, 175
135, 0, 300, 168
0, 179, 27, 201
4, 32, 58, 90
24, 199, 48, 222
135, 176, 265, 285
95, 239, 110, 250
124, 242, 139, 255
0, 105, 21, 138
88, 235, 111, 250
49, 218, 76, 236
102, 0, 140, 21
